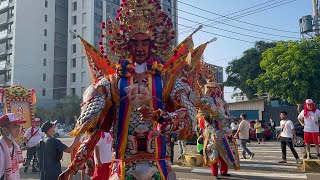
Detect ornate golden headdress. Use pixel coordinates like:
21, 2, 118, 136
100, 0, 175, 63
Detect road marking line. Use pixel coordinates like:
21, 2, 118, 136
191, 169, 307, 179
239, 163, 296, 169
240, 159, 298, 164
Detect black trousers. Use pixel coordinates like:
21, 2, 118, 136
280, 137, 299, 160
25, 146, 38, 169
170, 144, 174, 163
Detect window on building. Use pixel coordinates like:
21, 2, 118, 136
8, 23, 13, 33
9, 8, 14, 18
94, 27, 102, 38
82, 13, 86, 24
71, 73, 76, 82
44, 44, 47, 51
7, 54, 12, 64
95, 0, 103, 9
72, 15, 77, 25
72, 44, 76, 53
73, 1, 77, 11
44, 15, 47, 22
113, 0, 120, 5
72, 30, 77, 39
81, 72, 85, 83
71, 88, 76, 96
45, 0, 48, 8
5, 70, 11, 82
7, 39, 12, 49
44, 29, 47, 36
112, 8, 117, 17
72, 58, 76, 68
82, 27, 87, 38
43, 59, 46, 66
42, 73, 46, 81
42, 88, 46, 96
81, 56, 85, 68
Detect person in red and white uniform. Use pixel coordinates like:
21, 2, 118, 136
0, 113, 26, 180
23, 118, 44, 173
92, 131, 113, 180
298, 99, 320, 159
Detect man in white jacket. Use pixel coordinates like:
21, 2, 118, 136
0, 113, 26, 180
23, 118, 43, 173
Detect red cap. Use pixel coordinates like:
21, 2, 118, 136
32, 118, 40, 122
306, 99, 314, 104
0, 113, 26, 127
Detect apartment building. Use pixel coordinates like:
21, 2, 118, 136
161, 0, 178, 46
0, 0, 68, 107
67, 0, 120, 98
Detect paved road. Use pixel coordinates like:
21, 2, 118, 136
20, 138, 320, 180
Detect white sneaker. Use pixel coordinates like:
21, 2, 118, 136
250, 153, 255, 160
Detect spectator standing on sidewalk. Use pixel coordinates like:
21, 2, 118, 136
39, 121, 81, 180
269, 118, 276, 139
234, 113, 254, 159
169, 133, 178, 164
254, 119, 264, 144
297, 99, 320, 159
0, 113, 26, 180
23, 118, 43, 173
278, 111, 301, 164
177, 139, 186, 160
230, 120, 239, 136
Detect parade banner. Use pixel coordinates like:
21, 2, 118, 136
0, 85, 36, 144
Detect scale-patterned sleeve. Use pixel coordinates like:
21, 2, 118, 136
162, 78, 197, 137
70, 77, 112, 136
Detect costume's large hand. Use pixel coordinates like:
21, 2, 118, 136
137, 106, 160, 122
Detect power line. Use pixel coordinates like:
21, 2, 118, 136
178, 16, 277, 41
210, 56, 239, 62
178, 0, 299, 34
176, 7, 299, 39
178, 23, 255, 43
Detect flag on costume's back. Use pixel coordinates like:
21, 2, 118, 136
80, 37, 115, 83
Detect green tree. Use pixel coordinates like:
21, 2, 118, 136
52, 96, 82, 124
34, 106, 52, 122
251, 38, 320, 108
225, 41, 276, 99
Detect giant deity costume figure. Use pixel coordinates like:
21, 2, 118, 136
196, 64, 240, 177
58, 0, 204, 179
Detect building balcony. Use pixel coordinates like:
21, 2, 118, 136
0, 29, 7, 40
0, 81, 11, 87
0, 19, 8, 26
7, 31, 12, 38
0, 0, 9, 11
8, 0, 13, 7
5, 62, 11, 69
0, 61, 5, 70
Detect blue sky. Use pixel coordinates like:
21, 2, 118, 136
177, 0, 311, 102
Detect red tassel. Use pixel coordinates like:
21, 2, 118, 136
101, 132, 105, 138
31, 125, 35, 135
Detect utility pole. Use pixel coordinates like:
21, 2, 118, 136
312, 0, 319, 37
